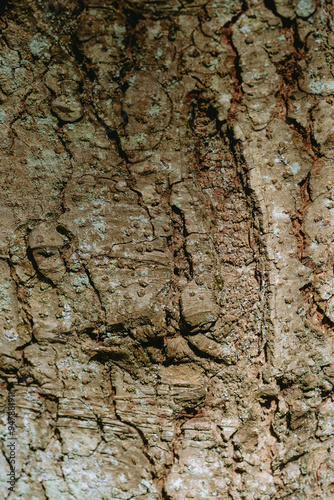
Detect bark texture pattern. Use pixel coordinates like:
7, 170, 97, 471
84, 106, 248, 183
0, 0, 334, 498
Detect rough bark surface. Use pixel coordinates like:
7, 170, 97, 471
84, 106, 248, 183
0, 0, 334, 498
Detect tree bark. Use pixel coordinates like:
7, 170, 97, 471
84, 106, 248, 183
0, 0, 334, 498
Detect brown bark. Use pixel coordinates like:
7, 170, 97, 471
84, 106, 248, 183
0, 0, 334, 498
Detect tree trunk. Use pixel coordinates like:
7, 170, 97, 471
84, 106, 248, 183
0, 0, 334, 498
